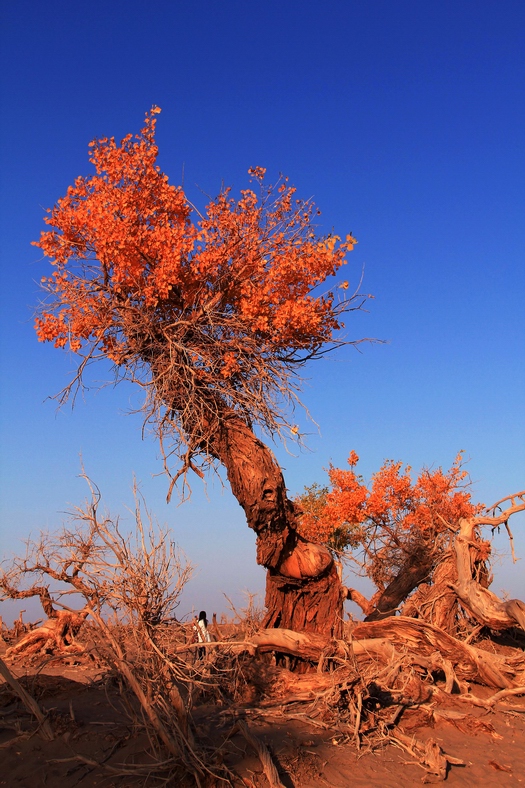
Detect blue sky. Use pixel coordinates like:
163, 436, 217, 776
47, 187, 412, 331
1, 1, 524, 624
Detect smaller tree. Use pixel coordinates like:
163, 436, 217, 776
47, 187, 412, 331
294, 481, 362, 579
296, 451, 481, 622
0, 479, 207, 780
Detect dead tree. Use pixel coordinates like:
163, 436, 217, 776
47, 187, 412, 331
451, 491, 525, 631
0, 481, 214, 782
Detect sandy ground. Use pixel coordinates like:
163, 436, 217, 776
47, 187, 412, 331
1, 657, 524, 788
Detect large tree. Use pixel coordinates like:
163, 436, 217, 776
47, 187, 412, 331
33, 108, 371, 638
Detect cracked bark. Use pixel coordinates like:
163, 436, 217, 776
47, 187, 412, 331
203, 410, 344, 638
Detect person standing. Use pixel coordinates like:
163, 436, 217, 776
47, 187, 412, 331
193, 610, 211, 659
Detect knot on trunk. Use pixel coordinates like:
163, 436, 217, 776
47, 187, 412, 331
278, 538, 333, 580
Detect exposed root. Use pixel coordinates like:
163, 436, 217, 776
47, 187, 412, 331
351, 617, 524, 688
230, 720, 286, 788
391, 731, 464, 783
5, 611, 87, 660
0, 657, 54, 741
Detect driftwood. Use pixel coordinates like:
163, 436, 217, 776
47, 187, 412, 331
6, 610, 88, 658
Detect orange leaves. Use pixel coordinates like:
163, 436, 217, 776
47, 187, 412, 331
247, 166, 266, 180
295, 483, 352, 552
334, 451, 478, 538
34, 104, 355, 357
220, 352, 240, 379
34, 313, 69, 348
33, 108, 365, 463
296, 452, 481, 576
347, 450, 359, 467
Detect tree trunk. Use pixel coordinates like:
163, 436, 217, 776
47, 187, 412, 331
365, 544, 434, 621
451, 517, 525, 631
401, 550, 462, 634
204, 410, 343, 638
263, 563, 345, 637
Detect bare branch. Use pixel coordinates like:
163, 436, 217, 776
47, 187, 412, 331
475, 491, 525, 527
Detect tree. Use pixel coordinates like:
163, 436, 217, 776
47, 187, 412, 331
296, 451, 483, 622
33, 108, 371, 638
0, 480, 217, 781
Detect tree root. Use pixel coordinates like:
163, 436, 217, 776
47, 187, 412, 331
391, 731, 464, 783
230, 720, 286, 788
6, 611, 87, 659
190, 619, 523, 692
351, 616, 524, 688
0, 657, 54, 741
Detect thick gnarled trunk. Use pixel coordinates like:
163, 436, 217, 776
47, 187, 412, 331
452, 517, 525, 631
205, 411, 343, 638
263, 563, 344, 638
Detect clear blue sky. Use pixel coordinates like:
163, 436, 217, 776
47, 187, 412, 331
1, 1, 524, 624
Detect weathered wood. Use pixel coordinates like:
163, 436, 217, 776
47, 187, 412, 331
172, 629, 395, 664
364, 544, 434, 621
345, 587, 376, 616
451, 516, 525, 631
200, 409, 343, 638
6, 610, 87, 658
401, 550, 461, 632
352, 616, 523, 688
249, 624, 523, 689
0, 657, 54, 741
173, 620, 525, 693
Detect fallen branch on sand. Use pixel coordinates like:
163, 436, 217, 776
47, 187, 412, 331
0, 657, 54, 741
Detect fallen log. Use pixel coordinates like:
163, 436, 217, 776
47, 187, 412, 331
173, 629, 396, 664
173, 622, 524, 690
351, 616, 523, 688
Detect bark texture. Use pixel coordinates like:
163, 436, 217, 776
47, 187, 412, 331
401, 550, 461, 632
203, 410, 343, 638
451, 517, 525, 631
364, 544, 434, 621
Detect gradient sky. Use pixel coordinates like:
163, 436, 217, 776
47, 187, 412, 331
1, 1, 524, 625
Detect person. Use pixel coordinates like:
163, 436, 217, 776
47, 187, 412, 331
193, 610, 211, 659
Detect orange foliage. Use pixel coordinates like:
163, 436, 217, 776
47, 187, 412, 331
35, 108, 356, 360
297, 452, 482, 587
33, 108, 366, 471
